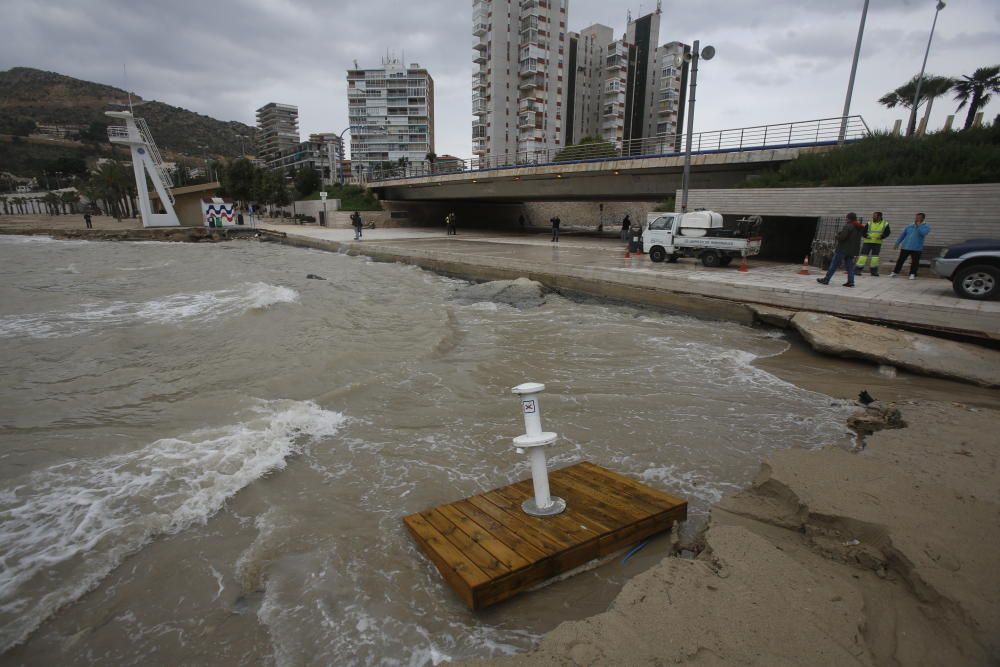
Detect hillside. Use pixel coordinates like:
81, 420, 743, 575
0, 67, 256, 159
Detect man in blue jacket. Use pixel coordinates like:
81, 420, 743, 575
890, 213, 931, 280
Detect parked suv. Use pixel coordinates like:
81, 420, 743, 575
931, 239, 1000, 300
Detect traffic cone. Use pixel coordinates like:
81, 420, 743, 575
798, 255, 811, 275
624, 248, 631, 258
738, 255, 749, 273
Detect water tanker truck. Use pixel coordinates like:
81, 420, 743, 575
643, 211, 762, 267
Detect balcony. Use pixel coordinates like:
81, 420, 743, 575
473, 74, 487, 90
519, 16, 539, 32
473, 52, 487, 64
605, 56, 626, 71
474, 38, 488, 51
518, 98, 541, 112
518, 75, 543, 90
517, 113, 538, 129
473, 22, 488, 36
472, 100, 489, 115
518, 59, 542, 76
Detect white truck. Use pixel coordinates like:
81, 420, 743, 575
642, 211, 762, 267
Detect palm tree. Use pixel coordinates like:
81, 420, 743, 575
952, 65, 1000, 130
879, 74, 955, 135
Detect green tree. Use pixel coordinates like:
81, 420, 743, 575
554, 136, 618, 162
220, 158, 258, 206
952, 65, 1000, 130
78, 121, 108, 145
879, 74, 956, 136
293, 167, 320, 198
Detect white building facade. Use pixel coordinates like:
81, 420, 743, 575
473, 0, 569, 162
347, 60, 435, 176
255, 103, 300, 164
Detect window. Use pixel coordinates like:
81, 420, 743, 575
649, 215, 675, 231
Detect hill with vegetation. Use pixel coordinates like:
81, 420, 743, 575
0, 67, 255, 162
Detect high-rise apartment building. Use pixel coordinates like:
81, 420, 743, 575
266, 133, 345, 185
473, 0, 569, 161
255, 103, 300, 164
347, 59, 434, 175
560, 4, 688, 151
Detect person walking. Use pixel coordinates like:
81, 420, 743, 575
550, 215, 561, 242
351, 211, 363, 240
854, 211, 890, 276
817, 212, 865, 288
445, 211, 458, 235
620, 214, 631, 242
890, 213, 931, 280
83, 212, 92, 229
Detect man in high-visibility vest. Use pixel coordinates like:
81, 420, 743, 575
855, 211, 891, 276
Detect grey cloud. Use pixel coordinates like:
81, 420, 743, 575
1, 0, 998, 159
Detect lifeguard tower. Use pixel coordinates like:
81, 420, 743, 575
105, 110, 180, 227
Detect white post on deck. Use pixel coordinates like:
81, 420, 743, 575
512, 382, 566, 517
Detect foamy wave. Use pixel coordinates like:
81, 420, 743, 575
0, 282, 298, 339
0, 400, 345, 651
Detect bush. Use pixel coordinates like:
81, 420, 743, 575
322, 183, 382, 211
747, 124, 1000, 187
554, 136, 618, 162
294, 214, 316, 223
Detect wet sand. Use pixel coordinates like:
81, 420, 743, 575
465, 342, 1000, 666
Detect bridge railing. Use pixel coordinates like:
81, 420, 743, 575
365, 116, 869, 183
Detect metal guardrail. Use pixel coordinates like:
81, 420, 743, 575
365, 115, 870, 183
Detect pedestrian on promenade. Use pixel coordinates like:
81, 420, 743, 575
351, 211, 363, 240
855, 211, 890, 276
84, 212, 92, 229
817, 212, 865, 288
620, 214, 631, 241
446, 211, 458, 235
890, 213, 931, 280
519, 214, 526, 231
550, 215, 561, 242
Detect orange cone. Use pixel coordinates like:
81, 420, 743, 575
798, 255, 811, 275
738, 255, 749, 272
624, 248, 631, 258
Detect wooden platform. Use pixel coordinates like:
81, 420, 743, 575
403, 461, 687, 609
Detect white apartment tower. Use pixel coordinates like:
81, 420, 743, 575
347, 59, 435, 175
473, 0, 569, 161
255, 103, 300, 164
564, 5, 687, 150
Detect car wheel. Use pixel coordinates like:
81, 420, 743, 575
701, 251, 721, 268
649, 247, 666, 263
953, 264, 999, 300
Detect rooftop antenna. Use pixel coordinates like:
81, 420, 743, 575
657, 0, 662, 13
353, 59, 359, 69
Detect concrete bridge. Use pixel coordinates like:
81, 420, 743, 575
368, 116, 868, 203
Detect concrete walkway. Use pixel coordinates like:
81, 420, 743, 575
259, 222, 1000, 340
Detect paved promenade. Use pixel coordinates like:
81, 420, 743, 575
260, 222, 1000, 340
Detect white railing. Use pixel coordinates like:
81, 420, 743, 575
135, 118, 175, 204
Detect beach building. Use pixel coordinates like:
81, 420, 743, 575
347, 59, 435, 176
255, 103, 300, 164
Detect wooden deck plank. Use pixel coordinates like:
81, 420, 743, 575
466, 495, 567, 554
578, 461, 687, 507
404, 462, 687, 610
561, 465, 675, 515
422, 510, 511, 579
436, 504, 532, 572
403, 513, 489, 608
552, 470, 651, 523
450, 500, 549, 562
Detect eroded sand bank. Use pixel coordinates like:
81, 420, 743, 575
464, 395, 999, 666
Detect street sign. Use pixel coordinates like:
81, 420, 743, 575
320, 192, 328, 201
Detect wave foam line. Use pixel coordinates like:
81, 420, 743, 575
0, 399, 345, 652
0, 282, 298, 339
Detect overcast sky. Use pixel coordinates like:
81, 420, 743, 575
2, 0, 999, 158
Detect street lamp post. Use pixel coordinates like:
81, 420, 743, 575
337, 126, 351, 184
680, 40, 715, 213
839, 0, 870, 143
908, 1, 946, 137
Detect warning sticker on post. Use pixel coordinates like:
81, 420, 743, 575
521, 399, 536, 414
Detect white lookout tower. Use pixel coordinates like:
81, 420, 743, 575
105, 110, 180, 227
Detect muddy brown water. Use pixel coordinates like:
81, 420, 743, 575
3, 233, 943, 666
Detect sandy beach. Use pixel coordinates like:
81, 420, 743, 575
463, 373, 1000, 665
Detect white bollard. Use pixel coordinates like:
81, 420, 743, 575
512, 382, 566, 517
